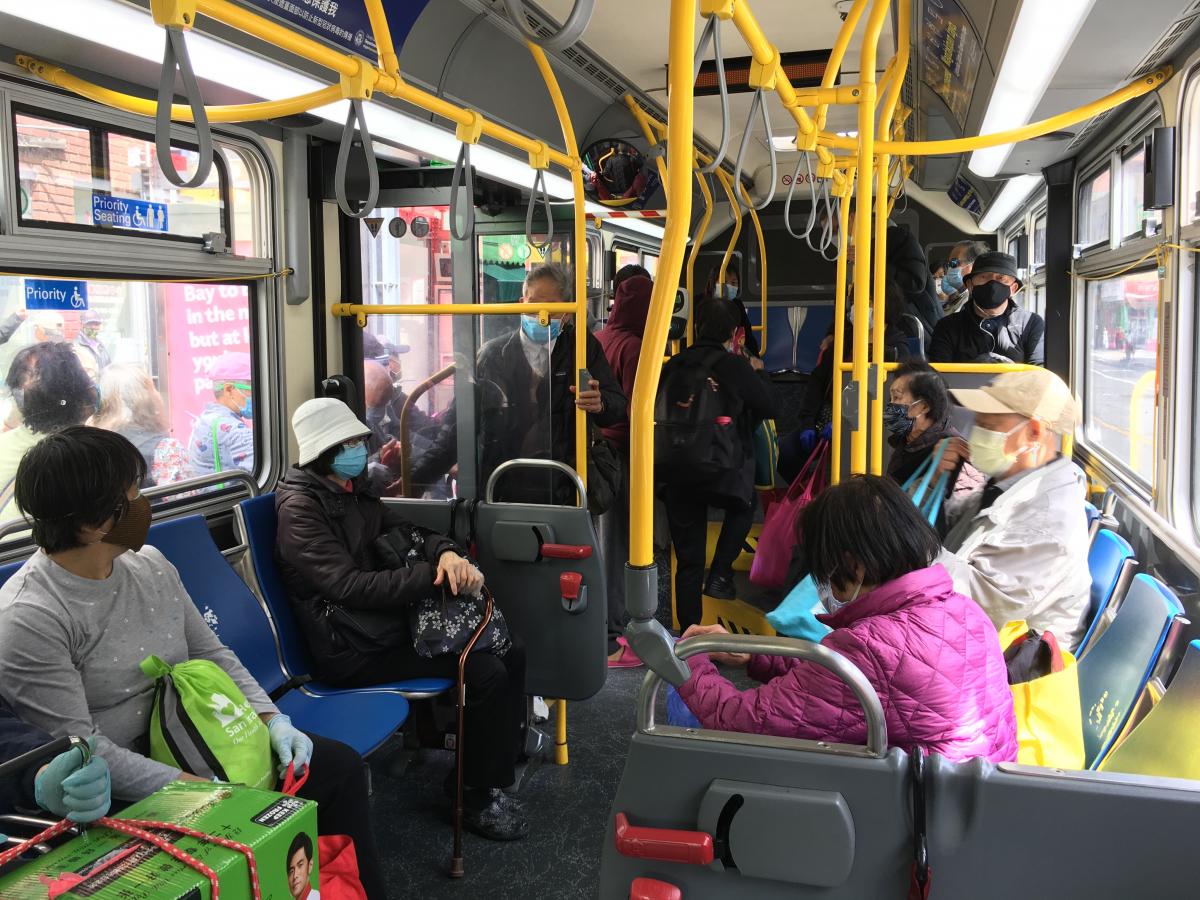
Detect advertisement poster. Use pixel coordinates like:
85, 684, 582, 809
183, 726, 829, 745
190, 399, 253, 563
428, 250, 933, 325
921, 0, 983, 130
236, 0, 429, 61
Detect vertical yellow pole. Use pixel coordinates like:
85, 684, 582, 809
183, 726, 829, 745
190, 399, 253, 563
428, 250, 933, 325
630, 0, 694, 567
830, 172, 854, 485
714, 168, 743, 287
528, 43, 585, 767
687, 166, 715, 345
850, 0, 891, 474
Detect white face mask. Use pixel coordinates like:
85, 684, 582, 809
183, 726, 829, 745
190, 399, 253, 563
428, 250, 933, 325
818, 575, 864, 614
967, 422, 1030, 478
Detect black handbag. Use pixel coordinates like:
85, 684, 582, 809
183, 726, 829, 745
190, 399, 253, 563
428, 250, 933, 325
587, 435, 622, 516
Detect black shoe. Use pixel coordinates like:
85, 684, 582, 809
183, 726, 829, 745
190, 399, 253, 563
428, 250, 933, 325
461, 789, 530, 841
446, 778, 526, 813
704, 573, 736, 600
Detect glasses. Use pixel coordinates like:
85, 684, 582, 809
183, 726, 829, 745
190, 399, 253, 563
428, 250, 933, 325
343, 439, 365, 450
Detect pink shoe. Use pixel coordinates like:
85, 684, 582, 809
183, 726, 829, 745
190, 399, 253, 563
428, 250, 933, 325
607, 636, 644, 668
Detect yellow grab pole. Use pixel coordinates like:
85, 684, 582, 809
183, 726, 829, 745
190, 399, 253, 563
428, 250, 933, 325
363, 0, 399, 78
816, 0, 871, 133
631, 0, 694, 567
624, 95, 669, 190
830, 172, 854, 485
688, 168, 715, 346
714, 169, 743, 286
738, 181, 768, 347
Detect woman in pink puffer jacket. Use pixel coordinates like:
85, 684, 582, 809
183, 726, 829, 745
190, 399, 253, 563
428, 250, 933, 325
678, 475, 1018, 763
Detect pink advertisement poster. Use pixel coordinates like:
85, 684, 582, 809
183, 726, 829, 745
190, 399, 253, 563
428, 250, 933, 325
162, 283, 251, 444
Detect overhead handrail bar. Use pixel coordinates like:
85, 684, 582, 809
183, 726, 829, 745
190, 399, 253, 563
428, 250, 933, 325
155, 25, 213, 187
692, 15, 730, 174
363, 0, 399, 78
731, 88, 776, 212
399, 364, 456, 498
501, 0, 595, 52
334, 99, 380, 219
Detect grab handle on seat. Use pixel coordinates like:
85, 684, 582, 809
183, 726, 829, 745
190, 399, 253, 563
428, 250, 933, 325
484, 459, 586, 508
614, 813, 714, 866
541, 543, 592, 560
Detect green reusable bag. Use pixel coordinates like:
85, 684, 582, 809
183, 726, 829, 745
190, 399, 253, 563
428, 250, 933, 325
140, 654, 274, 791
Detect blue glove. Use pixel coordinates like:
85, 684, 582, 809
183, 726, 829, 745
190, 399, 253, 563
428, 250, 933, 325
267, 714, 313, 778
819, 423, 833, 444
798, 429, 817, 454
33, 738, 110, 823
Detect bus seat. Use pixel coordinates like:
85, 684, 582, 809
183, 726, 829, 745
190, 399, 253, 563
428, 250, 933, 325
1083, 500, 1101, 542
1076, 574, 1184, 768
145, 514, 411, 756
235, 494, 453, 700
0, 561, 21, 588
1077, 529, 1137, 657
1098, 640, 1200, 779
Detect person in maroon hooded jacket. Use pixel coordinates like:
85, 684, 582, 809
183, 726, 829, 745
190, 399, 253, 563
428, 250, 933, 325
596, 274, 653, 666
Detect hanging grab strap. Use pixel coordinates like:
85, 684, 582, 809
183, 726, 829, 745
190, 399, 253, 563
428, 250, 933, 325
449, 141, 476, 242
783, 151, 810, 240
155, 27, 213, 189
692, 15, 730, 175
501, 0, 595, 52
335, 99, 380, 219
526, 169, 555, 251
732, 88, 776, 212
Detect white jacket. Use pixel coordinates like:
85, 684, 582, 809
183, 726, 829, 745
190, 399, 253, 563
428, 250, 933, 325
939, 456, 1092, 651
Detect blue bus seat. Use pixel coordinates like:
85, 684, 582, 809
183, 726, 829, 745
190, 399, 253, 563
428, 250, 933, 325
145, 515, 411, 757
0, 561, 21, 588
235, 494, 452, 700
1099, 640, 1200, 779
745, 304, 834, 373
1084, 501, 1101, 542
1077, 573, 1184, 768
1077, 529, 1137, 657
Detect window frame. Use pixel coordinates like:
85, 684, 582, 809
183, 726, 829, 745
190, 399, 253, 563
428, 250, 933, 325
1076, 161, 1114, 253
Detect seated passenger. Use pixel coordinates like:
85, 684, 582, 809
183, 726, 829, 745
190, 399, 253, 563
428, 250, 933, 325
677, 475, 1018, 763
929, 251, 1045, 365
93, 364, 187, 487
938, 369, 1091, 650
275, 398, 531, 841
661, 299, 777, 628
0, 427, 388, 898
1, 703, 110, 824
188, 351, 254, 475
937, 240, 990, 315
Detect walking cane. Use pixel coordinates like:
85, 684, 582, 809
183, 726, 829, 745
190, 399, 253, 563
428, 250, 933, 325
450, 586, 495, 878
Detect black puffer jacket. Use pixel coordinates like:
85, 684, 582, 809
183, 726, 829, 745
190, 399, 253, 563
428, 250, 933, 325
274, 467, 462, 683
929, 301, 1045, 365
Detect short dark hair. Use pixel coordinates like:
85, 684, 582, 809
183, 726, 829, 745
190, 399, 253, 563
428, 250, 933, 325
287, 832, 313, 864
800, 475, 941, 592
6, 343, 96, 434
305, 444, 341, 478
696, 298, 741, 343
892, 358, 950, 424
614, 264, 651, 291
16, 426, 146, 553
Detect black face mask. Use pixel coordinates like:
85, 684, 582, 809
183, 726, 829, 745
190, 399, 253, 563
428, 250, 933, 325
883, 402, 915, 437
971, 280, 1011, 310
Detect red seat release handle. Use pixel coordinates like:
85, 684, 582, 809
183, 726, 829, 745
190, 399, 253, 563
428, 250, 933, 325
541, 543, 593, 560
630, 877, 683, 900
614, 813, 714, 866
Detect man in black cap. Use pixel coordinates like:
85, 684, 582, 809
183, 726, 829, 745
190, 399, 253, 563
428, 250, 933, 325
928, 251, 1044, 365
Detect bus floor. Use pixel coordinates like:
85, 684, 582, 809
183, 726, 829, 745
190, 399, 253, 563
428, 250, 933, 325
367, 665, 645, 898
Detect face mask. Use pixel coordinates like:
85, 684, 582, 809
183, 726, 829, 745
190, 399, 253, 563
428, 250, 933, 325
971, 280, 1011, 310
101, 494, 151, 553
967, 422, 1027, 478
83, 327, 100, 340
943, 267, 964, 293
717, 283, 740, 301
239, 397, 253, 420
883, 402, 916, 437
521, 315, 562, 343
818, 574, 865, 614
331, 444, 368, 479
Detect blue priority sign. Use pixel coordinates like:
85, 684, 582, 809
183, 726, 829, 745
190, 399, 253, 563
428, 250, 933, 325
92, 195, 168, 232
24, 279, 88, 311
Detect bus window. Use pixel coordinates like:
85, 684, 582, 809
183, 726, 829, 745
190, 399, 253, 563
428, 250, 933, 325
478, 233, 571, 342
1083, 269, 1158, 484
613, 246, 639, 280
1078, 167, 1111, 249
642, 252, 659, 279
1033, 213, 1047, 269
1119, 144, 1163, 240
0, 275, 256, 522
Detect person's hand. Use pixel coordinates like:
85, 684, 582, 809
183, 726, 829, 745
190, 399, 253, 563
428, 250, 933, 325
938, 436, 970, 473
748, 355, 765, 371
379, 439, 402, 472
680, 624, 750, 667
797, 429, 817, 454
819, 334, 834, 352
435, 551, 484, 596
266, 714, 313, 778
819, 423, 833, 444
34, 738, 110, 823
570, 378, 604, 414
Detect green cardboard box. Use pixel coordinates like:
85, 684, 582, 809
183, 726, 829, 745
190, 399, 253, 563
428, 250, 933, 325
0, 781, 318, 899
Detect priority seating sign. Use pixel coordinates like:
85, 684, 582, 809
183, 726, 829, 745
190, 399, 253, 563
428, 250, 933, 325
24, 278, 88, 311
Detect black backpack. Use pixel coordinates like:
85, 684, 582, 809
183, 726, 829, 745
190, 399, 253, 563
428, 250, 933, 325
655, 348, 744, 480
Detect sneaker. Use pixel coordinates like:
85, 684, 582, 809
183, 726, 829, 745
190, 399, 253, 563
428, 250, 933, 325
704, 573, 736, 600
462, 789, 530, 841
607, 636, 644, 668
532, 696, 550, 723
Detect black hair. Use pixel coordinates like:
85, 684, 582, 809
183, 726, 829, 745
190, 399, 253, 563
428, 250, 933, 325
305, 444, 341, 478
16, 426, 146, 554
6, 343, 96, 434
287, 832, 313, 864
892, 358, 950, 424
930, 258, 947, 275
800, 475, 941, 592
696, 298, 741, 343
613, 264, 651, 292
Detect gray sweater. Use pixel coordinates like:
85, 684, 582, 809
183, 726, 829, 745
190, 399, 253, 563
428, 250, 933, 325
0, 548, 277, 800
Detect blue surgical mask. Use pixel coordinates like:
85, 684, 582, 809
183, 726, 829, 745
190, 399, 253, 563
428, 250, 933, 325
331, 444, 367, 479
943, 266, 964, 293
239, 397, 253, 420
521, 314, 562, 343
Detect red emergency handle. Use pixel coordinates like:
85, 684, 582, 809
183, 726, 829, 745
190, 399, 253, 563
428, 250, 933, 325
560, 571, 583, 600
614, 813, 714, 866
630, 877, 683, 900
541, 543, 593, 560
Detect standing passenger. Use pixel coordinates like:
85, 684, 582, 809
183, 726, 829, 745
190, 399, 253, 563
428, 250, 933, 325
938, 240, 991, 314
596, 273, 653, 666
93, 364, 187, 487
188, 351, 254, 475
661, 299, 776, 629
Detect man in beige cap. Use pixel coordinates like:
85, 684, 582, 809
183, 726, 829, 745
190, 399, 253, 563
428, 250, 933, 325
937, 368, 1091, 650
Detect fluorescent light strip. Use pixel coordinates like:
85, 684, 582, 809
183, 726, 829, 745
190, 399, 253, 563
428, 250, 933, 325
968, 0, 1097, 178
979, 174, 1041, 232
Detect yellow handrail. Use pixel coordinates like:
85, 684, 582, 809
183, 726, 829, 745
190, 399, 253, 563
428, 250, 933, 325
331, 302, 576, 319
737, 181, 768, 349
713, 168, 743, 287
829, 171, 855, 484
687, 166, 715, 346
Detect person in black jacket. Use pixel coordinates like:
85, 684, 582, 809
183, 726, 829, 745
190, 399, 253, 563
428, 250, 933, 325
886, 221, 943, 337
661, 299, 778, 629
477, 263, 626, 505
929, 251, 1045, 365
275, 398, 530, 842
0, 703, 110, 823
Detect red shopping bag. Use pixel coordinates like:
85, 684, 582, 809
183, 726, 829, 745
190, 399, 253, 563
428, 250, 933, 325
283, 765, 367, 900
749, 441, 830, 590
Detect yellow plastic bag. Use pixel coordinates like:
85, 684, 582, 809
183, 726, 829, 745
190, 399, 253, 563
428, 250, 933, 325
999, 620, 1086, 770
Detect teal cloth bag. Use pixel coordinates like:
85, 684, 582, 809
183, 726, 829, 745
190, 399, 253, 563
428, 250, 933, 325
901, 438, 952, 525
766, 574, 833, 642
